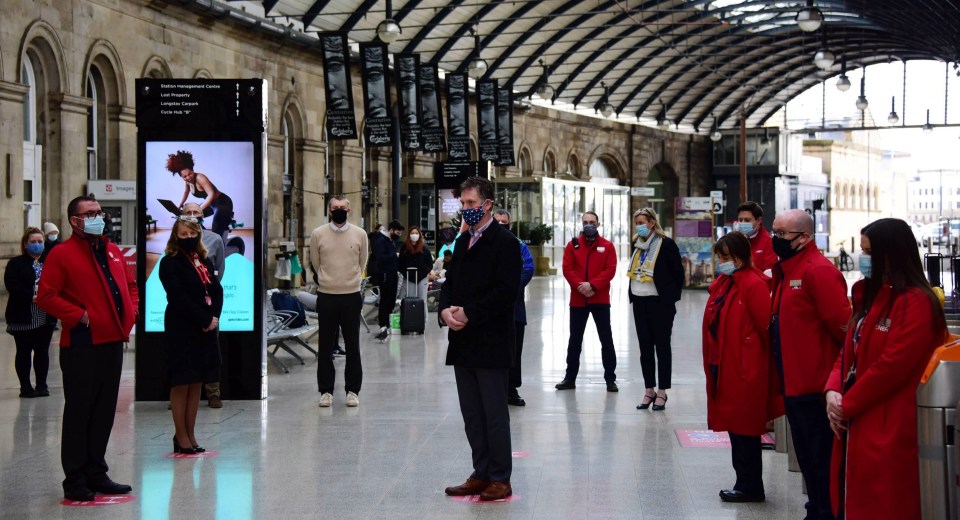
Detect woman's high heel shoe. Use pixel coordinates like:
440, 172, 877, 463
652, 393, 668, 411
192, 445, 206, 453
637, 391, 656, 410
173, 437, 200, 455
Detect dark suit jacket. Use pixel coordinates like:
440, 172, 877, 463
628, 235, 684, 304
439, 220, 521, 368
158, 253, 224, 349
4, 254, 54, 327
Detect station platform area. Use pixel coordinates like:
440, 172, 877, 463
0, 274, 814, 519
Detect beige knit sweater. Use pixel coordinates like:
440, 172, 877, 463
308, 223, 369, 294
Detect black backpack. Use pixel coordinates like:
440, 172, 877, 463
271, 291, 307, 328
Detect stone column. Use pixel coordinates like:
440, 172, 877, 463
111, 105, 137, 180
339, 143, 364, 226
47, 93, 93, 229
0, 80, 29, 258
300, 137, 326, 233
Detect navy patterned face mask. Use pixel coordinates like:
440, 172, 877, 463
462, 203, 486, 226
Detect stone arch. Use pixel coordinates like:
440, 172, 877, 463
82, 40, 126, 106
516, 141, 533, 175
19, 20, 70, 228
542, 146, 557, 176
648, 161, 679, 232
872, 185, 879, 211
280, 93, 307, 240
194, 68, 213, 79
587, 144, 627, 183
857, 183, 865, 210
141, 55, 172, 79
565, 150, 582, 178
82, 40, 127, 180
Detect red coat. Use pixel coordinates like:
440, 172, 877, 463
748, 226, 778, 272
36, 234, 139, 347
772, 244, 851, 396
702, 267, 784, 435
562, 234, 617, 307
825, 281, 944, 519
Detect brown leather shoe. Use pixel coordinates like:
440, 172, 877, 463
444, 477, 490, 496
479, 481, 512, 501
208, 395, 223, 408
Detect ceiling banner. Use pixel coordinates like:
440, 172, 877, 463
319, 32, 357, 140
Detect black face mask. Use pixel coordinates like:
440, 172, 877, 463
178, 236, 200, 252
772, 236, 800, 260
331, 208, 348, 224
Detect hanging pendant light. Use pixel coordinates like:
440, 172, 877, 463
467, 25, 487, 79
710, 114, 722, 142
855, 73, 868, 111
599, 82, 615, 118
813, 28, 834, 70
836, 57, 851, 91
657, 99, 671, 129
536, 59, 554, 101
376, 0, 401, 43
923, 109, 934, 133
796, 0, 823, 32
887, 96, 899, 125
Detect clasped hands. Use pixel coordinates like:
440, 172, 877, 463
203, 316, 219, 332
825, 390, 847, 437
577, 282, 596, 298
441, 306, 469, 331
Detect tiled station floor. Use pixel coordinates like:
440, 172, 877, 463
0, 273, 817, 519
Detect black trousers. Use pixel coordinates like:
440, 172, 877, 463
59, 342, 123, 491
631, 296, 676, 389
729, 433, 764, 496
377, 272, 398, 328
316, 292, 363, 394
785, 396, 836, 520
564, 305, 617, 383
454, 366, 512, 483
509, 323, 525, 389
12, 327, 53, 392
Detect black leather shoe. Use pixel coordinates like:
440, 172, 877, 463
719, 489, 765, 503
89, 479, 132, 495
35, 387, 50, 397
555, 379, 576, 390
507, 388, 526, 406
606, 381, 619, 392
19, 389, 38, 398
64, 487, 95, 502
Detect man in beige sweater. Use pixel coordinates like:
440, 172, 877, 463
308, 196, 368, 407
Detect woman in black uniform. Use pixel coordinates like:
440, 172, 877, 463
168, 150, 235, 237
159, 217, 223, 455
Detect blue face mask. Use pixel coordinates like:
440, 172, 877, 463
716, 261, 737, 276
83, 215, 105, 236
462, 202, 486, 227
26, 243, 44, 256
859, 254, 871, 278
636, 225, 651, 238
736, 222, 755, 235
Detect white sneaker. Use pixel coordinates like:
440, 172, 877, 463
319, 393, 333, 407
345, 391, 360, 407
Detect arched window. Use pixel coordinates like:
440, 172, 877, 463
566, 154, 580, 178
588, 157, 619, 185
543, 150, 556, 176
85, 71, 105, 180
21, 54, 41, 228
517, 147, 532, 176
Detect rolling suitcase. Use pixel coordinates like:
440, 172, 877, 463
400, 267, 425, 335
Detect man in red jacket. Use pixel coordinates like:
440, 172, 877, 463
735, 201, 778, 272
37, 196, 139, 503
770, 209, 850, 520
556, 211, 620, 392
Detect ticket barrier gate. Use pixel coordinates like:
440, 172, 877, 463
918, 339, 960, 519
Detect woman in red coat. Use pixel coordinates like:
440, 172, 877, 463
702, 232, 784, 503
824, 218, 946, 519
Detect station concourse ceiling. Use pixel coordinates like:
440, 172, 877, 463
222, 0, 960, 131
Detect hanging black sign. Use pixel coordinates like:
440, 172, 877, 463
360, 42, 392, 147
395, 54, 421, 151
446, 73, 470, 160
319, 33, 357, 140
476, 79, 499, 162
495, 87, 515, 166
419, 63, 446, 153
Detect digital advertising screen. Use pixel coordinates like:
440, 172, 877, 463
142, 140, 256, 332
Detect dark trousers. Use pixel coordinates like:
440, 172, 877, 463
509, 323, 525, 389
729, 433, 764, 496
12, 327, 53, 392
378, 272, 398, 328
564, 305, 617, 383
631, 296, 676, 389
316, 292, 363, 394
454, 366, 512, 483
59, 342, 123, 491
785, 397, 836, 520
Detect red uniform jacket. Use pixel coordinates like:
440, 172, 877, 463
825, 282, 944, 519
562, 234, 617, 307
749, 226, 778, 272
36, 234, 139, 347
772, 244, 850, 397
702, 267, 784, 435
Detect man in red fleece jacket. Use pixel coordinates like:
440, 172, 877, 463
556, 211, 620, 392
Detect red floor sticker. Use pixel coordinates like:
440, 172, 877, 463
450, 493, 520, 503
164, 451, 220, 459
511, 451, 530, 458
61, 495, 136, 506
675, 429, 775, 448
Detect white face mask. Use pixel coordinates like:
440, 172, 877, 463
410, 234, 420, 243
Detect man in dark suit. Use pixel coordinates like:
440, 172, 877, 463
440, 177, 521, 501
